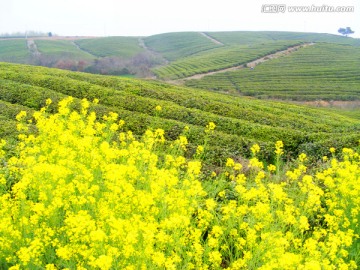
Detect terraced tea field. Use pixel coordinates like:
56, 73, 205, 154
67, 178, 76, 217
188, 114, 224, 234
144, 32, 222, 61
206, 31, 360, 46
0, 39, 31, 63
75, 37, 145, 58
35, 39, 96, 60
0, 62, 359, 164
1, 61, 360, 269
0, 31, 359, 103
185, 43, 360, 101
153, 41, 303, 80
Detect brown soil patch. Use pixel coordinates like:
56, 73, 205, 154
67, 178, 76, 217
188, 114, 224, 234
301, 100, 360, 109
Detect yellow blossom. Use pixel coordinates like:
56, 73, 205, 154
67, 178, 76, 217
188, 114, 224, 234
16, 111, 27, 121
275, 141, 284, 155
205, 122, 216, 133
196, 145, 204, 155
226, 158, 235, 168
250, 144, 260, 155
267, 164, 276, 173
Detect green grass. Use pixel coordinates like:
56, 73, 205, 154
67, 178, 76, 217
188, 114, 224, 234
153, 41, 302, 80
35, 40, 95, 60
185, 43, 360, 101
75, 37, 144, 58
0, 62, 359, 164
206, 31, 360, 46
0, 39, 31, 63
144, 32, 222, 61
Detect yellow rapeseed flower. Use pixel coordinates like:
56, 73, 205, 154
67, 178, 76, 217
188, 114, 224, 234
275, 141, 284, 155
45, 98, 52, 106
205, 122, 216, 133
196, 145, 204, 155
225, 158, 235, 168
250, 144, 260, 155
267, 164, 276, 173
16, 111, 27, 121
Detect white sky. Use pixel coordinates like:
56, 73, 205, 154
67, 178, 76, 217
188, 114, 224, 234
0, 0, 359, 38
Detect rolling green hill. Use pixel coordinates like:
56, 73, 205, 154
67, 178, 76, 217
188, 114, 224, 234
205, 31, 360, 46
75, 37, 145, 58
1, 32, 360, 269
153, 40, 302, 80
144, 32, 222, 61
35, 39, 96, 60
0, 31, 359, 103
0, 62, 359, 164
184, 43, 360, 101
0, 39, 31, 63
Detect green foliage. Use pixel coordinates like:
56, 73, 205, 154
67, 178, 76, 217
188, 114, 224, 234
75, 37, 144, 58
185, 43, 360, 101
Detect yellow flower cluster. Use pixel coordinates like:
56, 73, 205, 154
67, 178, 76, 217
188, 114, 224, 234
274, 140, 284, 155
155, 105, 162, 112
0, 98, 359, 269
205, 121, 216, 133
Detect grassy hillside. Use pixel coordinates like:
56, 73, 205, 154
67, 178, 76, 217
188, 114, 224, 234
144, 32, 222, 61
153, 41, 302, 80
0, 62, 359, 164
75, 37, 145, 58
1, 31, 359, 94
0, 39, 31, 63
206, 31, 360, 46
185, 43, 360, 101
35, 39, 96, 60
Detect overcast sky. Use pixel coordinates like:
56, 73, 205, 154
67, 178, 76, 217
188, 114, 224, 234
0, 0, 358, 38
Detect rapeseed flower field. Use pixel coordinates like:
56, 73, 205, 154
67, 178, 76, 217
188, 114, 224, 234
0, 97, 359, 269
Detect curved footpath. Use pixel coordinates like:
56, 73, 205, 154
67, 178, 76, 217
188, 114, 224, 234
170, 42, 315, 83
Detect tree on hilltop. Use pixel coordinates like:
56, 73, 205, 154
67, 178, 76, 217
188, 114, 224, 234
338, 27, 354, 37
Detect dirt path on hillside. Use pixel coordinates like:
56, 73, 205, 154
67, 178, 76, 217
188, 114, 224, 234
170, 42, 315, 83
300, 100, 360, 109
138, 37, 169, 64
70, 41, 97, 58
26, 39, 41, 56
199, 32, 224, 45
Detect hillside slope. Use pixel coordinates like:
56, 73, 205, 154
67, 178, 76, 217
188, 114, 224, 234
75, 37, 145, 58
0, 62, 359, 164
205, 31, 360, 46
0, 39, 31, 63
185, 43, 360, 101
144, 32, 223, 61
